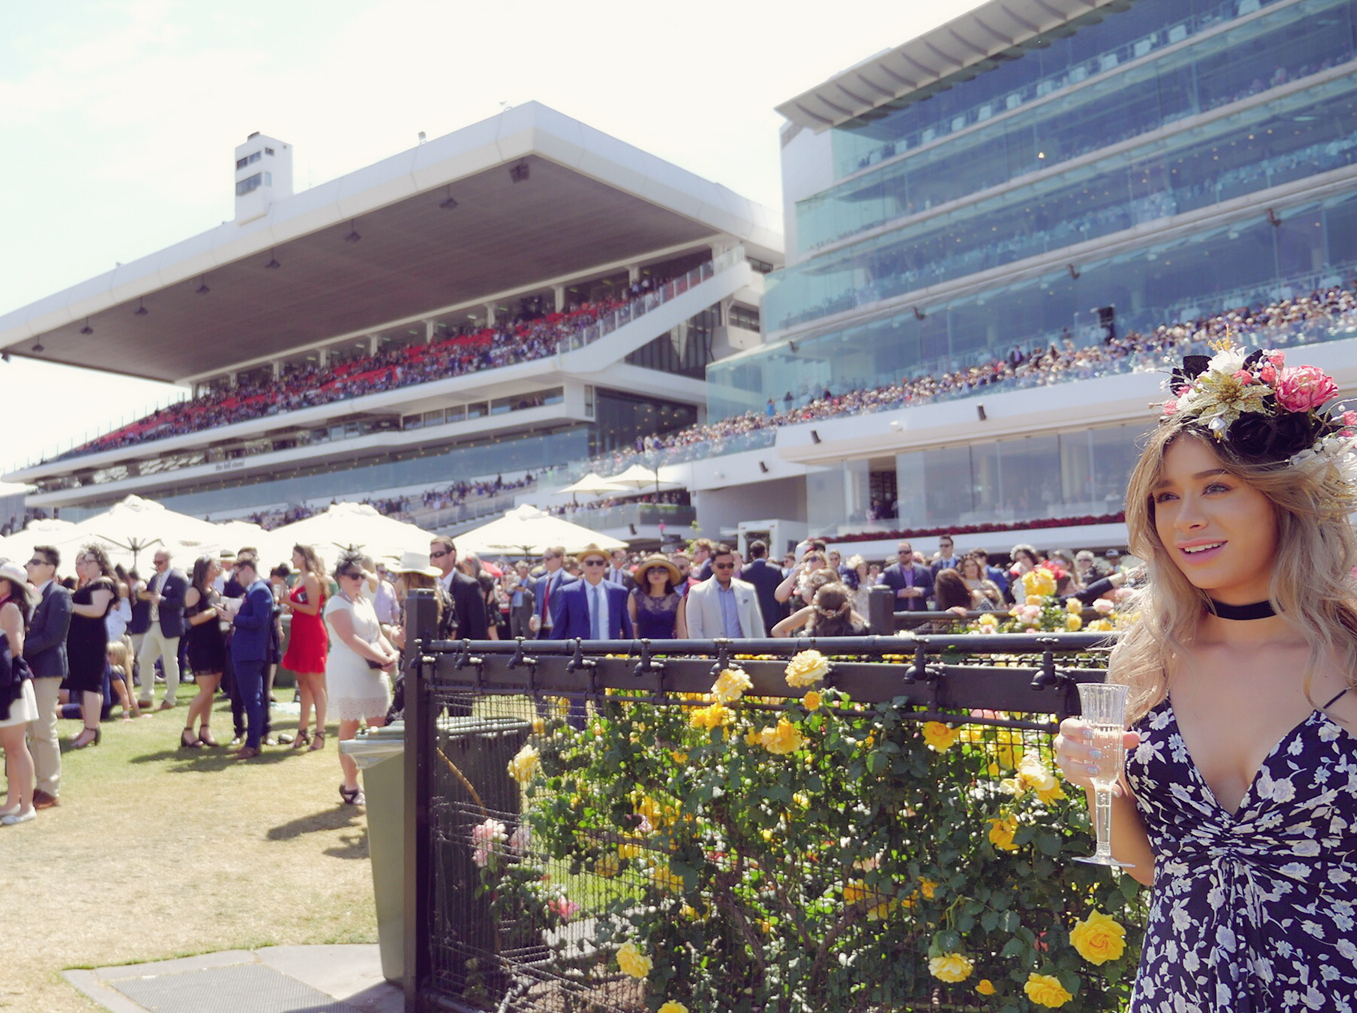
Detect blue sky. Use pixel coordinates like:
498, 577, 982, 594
0, 0, 981, 471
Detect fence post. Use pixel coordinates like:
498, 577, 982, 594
404, 589, 437, 1011
868, 585, 896, 636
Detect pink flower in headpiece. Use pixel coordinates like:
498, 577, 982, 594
1258, 363, 1277, 384
1176, 384, 1192, 396
1233, 370, 1255, 385
1266, 350, 1285, 366
1161, 399, 1178, 416
1343, 411, 1356, 427
1274, 366, 1338, 412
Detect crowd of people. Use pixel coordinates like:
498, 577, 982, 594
575, 280, 1357, 477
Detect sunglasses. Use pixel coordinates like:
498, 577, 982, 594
712, 562, 735, 570
338, 570, 363, 580
543, 553, 560, 560
430, 550, 451, 559
27, 558, 50, 567
582, 559, 607, 567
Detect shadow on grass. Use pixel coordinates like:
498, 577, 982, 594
129, 747, 305, 772
269, 805, 371, 860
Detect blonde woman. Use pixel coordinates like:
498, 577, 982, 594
1054, 344, 1357, 1007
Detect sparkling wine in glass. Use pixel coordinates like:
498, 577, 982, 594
1072, 682, 1134, 868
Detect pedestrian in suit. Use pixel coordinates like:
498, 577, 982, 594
686, 544, 765, 640
226, 555, 274, 759
530, 545, 577, 638
606, 549, 635, 591
137, 550, 190, 709
429, 536, 488, 640
508, 578, 536, 639
740, 540, 788, 636
23, 546, 71, 809
880, 541, 934, 612
549, 545, 635, 640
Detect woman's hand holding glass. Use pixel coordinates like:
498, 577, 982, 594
1054, 718, 1140, 795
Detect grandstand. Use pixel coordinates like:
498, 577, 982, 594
0, 102, 782, 543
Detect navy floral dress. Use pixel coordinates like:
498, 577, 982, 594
1125, 689, 1357, 1011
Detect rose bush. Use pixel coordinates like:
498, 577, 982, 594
508, 652, 1145, 1011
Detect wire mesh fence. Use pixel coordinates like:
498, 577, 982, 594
401, 608, 1145, 1013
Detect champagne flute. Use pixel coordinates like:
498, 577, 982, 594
1072, 682, 1134, 868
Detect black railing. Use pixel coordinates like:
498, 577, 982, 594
399, 591, 1129, 1013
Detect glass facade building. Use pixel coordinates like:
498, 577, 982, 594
714, 0, 1357, 419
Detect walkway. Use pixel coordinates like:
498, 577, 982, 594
64, 944, 402, 1013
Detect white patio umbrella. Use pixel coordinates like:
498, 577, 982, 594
258, 502, 437, 567
0, 518, 77, 565
60, 495, 224, 570
560, 472, 626, 496
454, 504, 628, 557
604, 462, 681, 494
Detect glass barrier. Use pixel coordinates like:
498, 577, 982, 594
565, 503, 697, 531
829, 0, 1297, 183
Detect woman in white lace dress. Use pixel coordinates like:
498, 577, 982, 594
325, 550, 399, 806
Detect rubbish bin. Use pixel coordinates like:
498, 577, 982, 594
341, 723, 408, 984
340, 715, 533, 987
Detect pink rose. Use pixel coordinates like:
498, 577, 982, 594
548, 896, 580, 920
1274, 366, 1338, 412
1343, 411, 1356, 427
1161, 399, 1178, 416
1233, 370, 1254, 385
1266, 350, 1285, 366
1258, 364, 1277, 384
1176, 384, 1192, 396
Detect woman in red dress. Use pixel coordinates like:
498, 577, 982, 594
282, 544, 328, 750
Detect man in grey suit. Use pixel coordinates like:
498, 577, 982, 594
24, 545, 72, 809
685, 544, 765, 640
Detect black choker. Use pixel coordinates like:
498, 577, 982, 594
1208, 598, 1276, 620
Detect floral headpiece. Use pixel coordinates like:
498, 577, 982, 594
1160, 340, 1356, 514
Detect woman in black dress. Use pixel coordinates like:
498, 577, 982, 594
67, 545, 118, 749
181, 554, 227, 748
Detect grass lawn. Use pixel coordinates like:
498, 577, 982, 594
2, 697, 380, 1012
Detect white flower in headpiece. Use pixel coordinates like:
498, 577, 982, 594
1206, 344, 1246, 375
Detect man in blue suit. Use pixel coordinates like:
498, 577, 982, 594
549, 544, 634, 641
530, 544, 577, 638
227, 553, 275, 759
879, 540, 934, 612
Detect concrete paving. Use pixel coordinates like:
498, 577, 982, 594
64, 944, 403, 1013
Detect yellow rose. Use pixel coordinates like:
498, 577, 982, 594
978, 612, 999, 627
744, 728, 762, 747
507, 744, 540, 784
784, 649, 830, 688
802, 690, 822, 711
595, 854, 621, 878
1069, 910, 1127, 965
650, 865, 685, 892
1065, 613, 1083, 631
1016, 754, 1066, 803
976, 979, 996, 996
1086, 618, 1114, 632
531, 717, 545, 735
928, 952, 974, 983
658, 1003, 689, 1013
618, 841, 643, 860
1025, 594, 1046, 606
689, 702, 732, 730
711, 666, 753, 703
918, 877, 939, 899
1066, 597, 1084, 614
921, 721, 958, 751
1022, 568, 1057, 598
843, 881, 894, 920
1024, 973, 1074, 1008
988, 814, 1019, 852
759, 719, 806, 755
616, 941, 652, 979
670, 750, 688, 763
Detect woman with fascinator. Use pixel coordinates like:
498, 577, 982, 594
1055, 341, 1357, 1009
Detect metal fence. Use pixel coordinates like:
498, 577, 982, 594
399, 591, 1138, 1013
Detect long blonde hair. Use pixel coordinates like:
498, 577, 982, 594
1113, 425, 1357, 724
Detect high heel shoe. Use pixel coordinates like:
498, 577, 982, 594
197, 725, 219, 747
71, 726, 101, 749
180, 728, 202, 749
291, 729, 311, 749
308, 730, 326, 752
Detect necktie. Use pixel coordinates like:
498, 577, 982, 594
541, 575, 553, 620
590, 584, 602, 639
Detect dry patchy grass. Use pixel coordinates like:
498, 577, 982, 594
2, 700, 379, 1011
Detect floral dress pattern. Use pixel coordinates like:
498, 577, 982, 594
1125, 689, 1357, 1011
